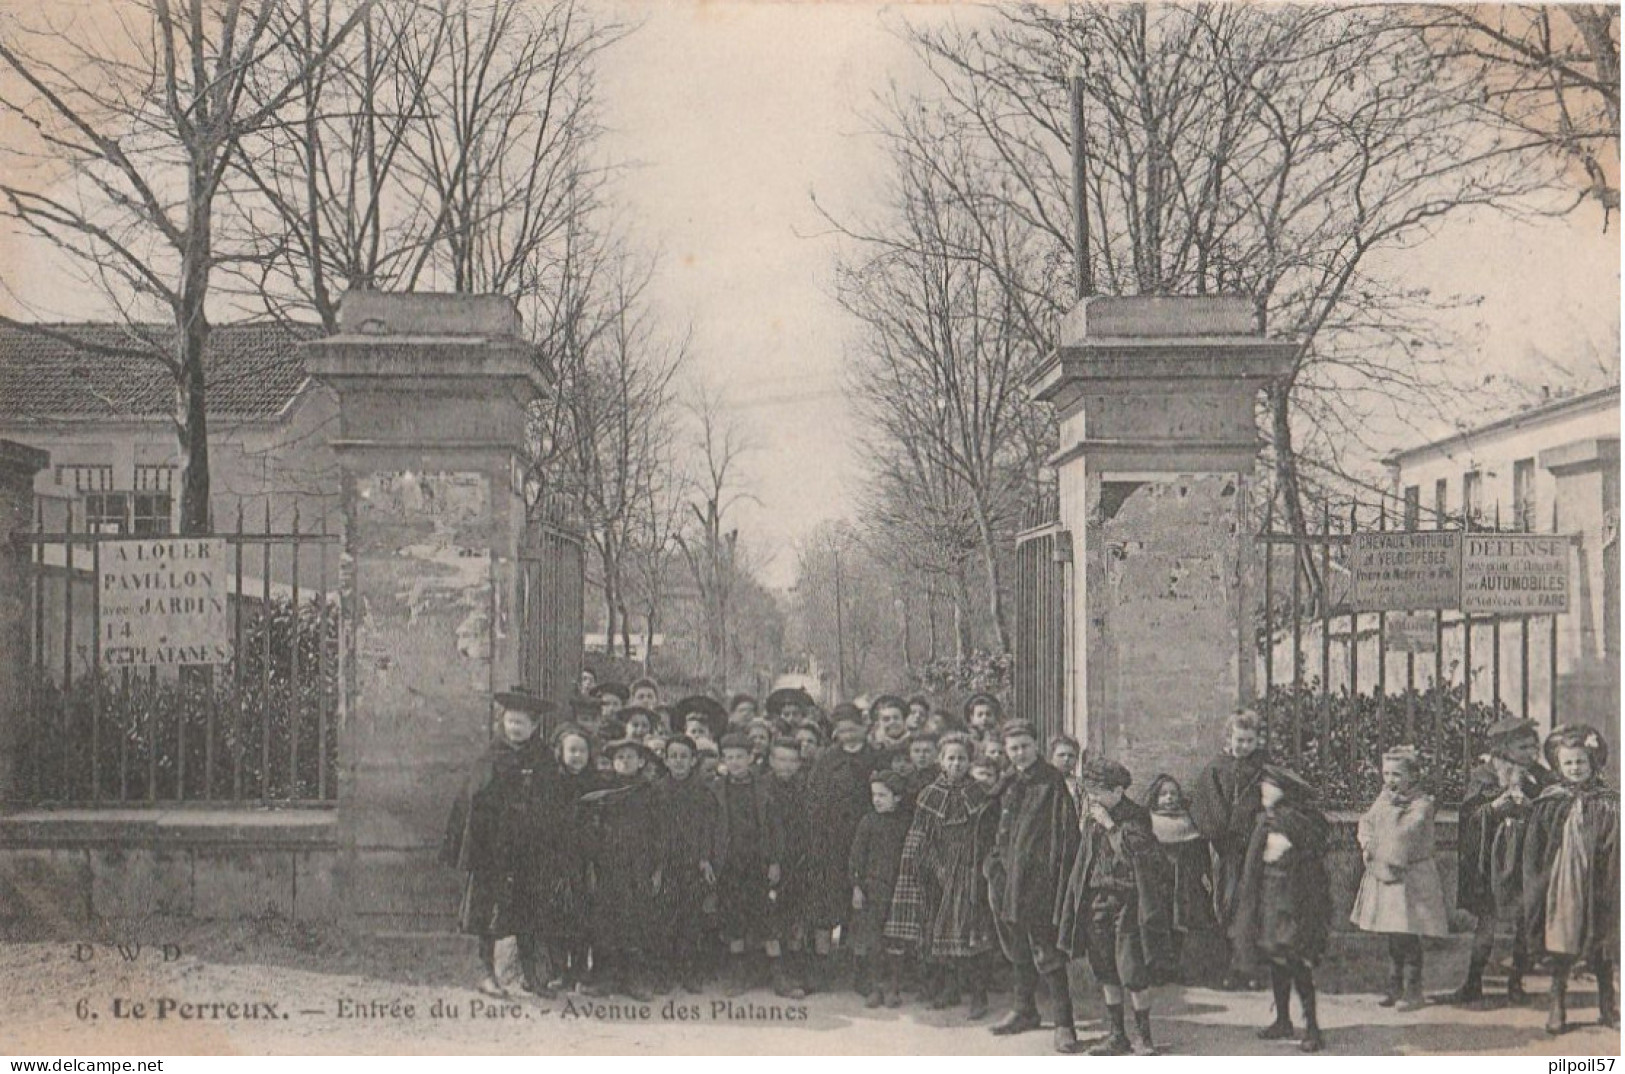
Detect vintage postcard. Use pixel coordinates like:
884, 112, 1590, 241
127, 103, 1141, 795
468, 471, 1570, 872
0, 0, 1618, 1059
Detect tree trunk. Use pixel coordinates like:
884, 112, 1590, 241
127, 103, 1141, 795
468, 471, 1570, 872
971, 500, 1012, 653
176, 160, 214, 536
951, 566, 972, 659
1269, 382, 1322, 612
641, 601, 657, 675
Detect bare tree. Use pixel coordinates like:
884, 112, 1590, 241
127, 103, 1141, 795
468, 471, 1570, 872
675, 385, 757, 692
792, 521, 905, 696
624, 460, 689, 674
843, 4, 1557, 609
824, 113, 1056, 653
0, 0, 373, 532
1419, 5, 1619, 225
227, 0, 625, 331
555, 256, 685, 659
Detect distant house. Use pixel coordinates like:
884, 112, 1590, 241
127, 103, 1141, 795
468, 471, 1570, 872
1385, 384, 1619, 753
0, 321, 337, 536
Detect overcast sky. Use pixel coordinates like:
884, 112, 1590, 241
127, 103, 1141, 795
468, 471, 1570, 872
0, 1, 1617, 589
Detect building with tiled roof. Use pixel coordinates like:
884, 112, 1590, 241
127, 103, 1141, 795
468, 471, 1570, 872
0, 320, 339, 537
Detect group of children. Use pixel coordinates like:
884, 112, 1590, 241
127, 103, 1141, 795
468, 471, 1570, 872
445, 682, 1619, 1053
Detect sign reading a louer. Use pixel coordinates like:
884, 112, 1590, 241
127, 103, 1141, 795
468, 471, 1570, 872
1350, 531, 1461, 611
1461, 534, 1570, 615
99, 539, 233, 665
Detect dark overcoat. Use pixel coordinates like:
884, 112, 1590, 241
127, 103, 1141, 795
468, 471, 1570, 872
806, 744, 886, 928
580, 776, 667, 953
1055, 795, 1172, 969
1189, 750, 1268, 926
1521, 779, 1620, 959
659, 771, 724, 924
847, 807, 913, 953
984, 760, 1080, 927
1456, 760, 1557, 918
443, 736, 556, 938
1229, 800, 1332, 970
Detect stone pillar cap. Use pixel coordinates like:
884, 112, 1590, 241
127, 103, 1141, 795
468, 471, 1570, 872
338, 291, 523, 339
1031, 294, 1299, 404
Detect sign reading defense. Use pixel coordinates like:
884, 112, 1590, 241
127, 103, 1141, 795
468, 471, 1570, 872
99, 539, 233, 665
1461, 534, 1570, 614
1350, 531, 1462, 611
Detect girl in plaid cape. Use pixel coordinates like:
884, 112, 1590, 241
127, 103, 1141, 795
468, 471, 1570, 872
885, 732, 999, 1018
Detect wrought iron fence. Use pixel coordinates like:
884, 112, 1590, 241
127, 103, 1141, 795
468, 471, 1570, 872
1258, 496, 1564, 807
16, 501, 341, 806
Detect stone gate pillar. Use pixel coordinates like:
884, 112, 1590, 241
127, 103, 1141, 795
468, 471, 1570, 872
305, 293, 547, 928
1029, 297, 1296, 784
0, 441, 48, 804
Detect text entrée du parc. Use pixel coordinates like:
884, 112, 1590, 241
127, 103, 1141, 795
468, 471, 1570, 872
328, 996, 810, 1023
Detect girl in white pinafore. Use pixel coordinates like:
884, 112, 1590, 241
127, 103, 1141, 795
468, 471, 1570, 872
1351, 746, 1449, 1011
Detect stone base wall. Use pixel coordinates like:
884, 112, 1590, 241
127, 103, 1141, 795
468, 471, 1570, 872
1, 811, 1460, 940
0, 811, 340, 933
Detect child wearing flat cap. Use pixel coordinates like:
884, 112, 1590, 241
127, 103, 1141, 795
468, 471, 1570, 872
1449, 716, 1554, 1005
579, 738, 667, 1002
806, 705, 886, 994
1056, 758, 1171, 1055
712, 732, 786, 995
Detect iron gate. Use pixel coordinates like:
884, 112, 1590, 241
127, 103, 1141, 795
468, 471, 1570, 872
1013, 496, 1067, 747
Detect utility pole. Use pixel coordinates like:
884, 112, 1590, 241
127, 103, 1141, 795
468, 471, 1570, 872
1070, 64, 1093, 299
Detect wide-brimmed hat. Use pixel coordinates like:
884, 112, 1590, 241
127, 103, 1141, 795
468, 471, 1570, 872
765, 687, 815, 716
673, 695, 728, 739
493, 685, 553, 719
962, 693, 1003, 720
604, 736, 655, 764
1544, 723, 1610, 773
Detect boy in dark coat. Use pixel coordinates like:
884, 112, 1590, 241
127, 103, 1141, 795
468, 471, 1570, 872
984, 720, 1081, 1053
1449, 717, 1555, 1005
849, 770, 914, 1007
1521, 723, 1619, 1033
579, 738, 667, 1002
714, 732, 786, 996
442, 688, 556, 997
1232, 765, 1333, 1053
659, 734, 723, 993
1057, 759, 1171, 1055
806, 708, 886, 991
1190, 709, 1269, 989
766, 738, 813, 998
